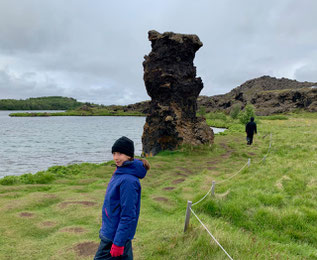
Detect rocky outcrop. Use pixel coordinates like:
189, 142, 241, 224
198, 76, 317, 115
107, 76, 317, 116
125, 101, 150, 114
250, 87, 317, 115
142, 30, 214, 156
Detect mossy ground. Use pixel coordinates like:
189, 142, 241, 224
0, 113, 317, 259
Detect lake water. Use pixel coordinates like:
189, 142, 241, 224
0, 111, 145, 178
0, 111, 225, 178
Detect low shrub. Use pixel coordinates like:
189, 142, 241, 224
230, 104, 241, 119
20, 172, 55, 184
206, 112, 228, 121
239, 104, 256, 124
0, 175, 19, 185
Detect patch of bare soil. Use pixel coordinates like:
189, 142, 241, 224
153, 197, 169, 202
74, 241, 99, 257
58, 201, 97, 209
0, 192, 21, 198
221, 152, 231, 158
163, 186, 175, 191
176, 167, 194, 175
19, 212, 34, 218
61, 227, 86, 233
219, 143, 233, 158
172, 178, 185, 184
220, 143, 234, 151
43, 194, 57, 199
207, 167, 218, 170
219, 143, 228, 149
174, 172, 187, 177
40, 221, 56, 227
153, 163, 166, 169
78, 178, 98, 184
206, 160, 220, 165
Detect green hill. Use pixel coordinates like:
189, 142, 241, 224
0, 96, 85, 110
0, 112, 316, 259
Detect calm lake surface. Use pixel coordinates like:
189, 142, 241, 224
0, 111, 145, 178
0, 111, 225, 178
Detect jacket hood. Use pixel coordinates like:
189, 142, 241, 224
116, 159, 147, 179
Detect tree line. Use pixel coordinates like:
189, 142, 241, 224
0, 96, 85, 110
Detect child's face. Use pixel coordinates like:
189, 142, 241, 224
113, 152, 131, 167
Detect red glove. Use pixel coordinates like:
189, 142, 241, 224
110, 244, 124, 257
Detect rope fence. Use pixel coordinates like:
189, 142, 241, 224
184, 132, 273, 259
191, 160, 249, 207
256, 132, 272, 164
190, 207, 234, 260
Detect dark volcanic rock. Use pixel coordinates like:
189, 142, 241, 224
105, 101, 150, 114
251, 87, 317, 115
142, 30, 214, 156
125, 100, 150, 114
198, 76, 317, 115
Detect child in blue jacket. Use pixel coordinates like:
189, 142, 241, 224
94, 136, 150, 259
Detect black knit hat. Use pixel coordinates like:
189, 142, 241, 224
111, 136, 134, 158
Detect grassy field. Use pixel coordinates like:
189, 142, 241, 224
0, 113, 316, 259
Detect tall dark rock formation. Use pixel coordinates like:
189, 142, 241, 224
142, 30, 214, 156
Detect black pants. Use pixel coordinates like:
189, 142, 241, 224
94, 233, 133, 260
247, 134, 254, 145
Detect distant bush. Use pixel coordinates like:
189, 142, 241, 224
239, 104, 256, 125
206, 112, 227, 121
230, 104, 241, 119
198, 106, 206, 117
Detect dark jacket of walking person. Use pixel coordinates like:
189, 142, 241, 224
94, 136, 150, 260
245, 117, 257, 145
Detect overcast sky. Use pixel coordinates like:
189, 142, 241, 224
0, 0, 316, 105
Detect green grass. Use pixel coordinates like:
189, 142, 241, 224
258, 115, 289, 120
1, 113, 317, 259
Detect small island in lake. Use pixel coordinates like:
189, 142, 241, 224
2, 96, 147, 117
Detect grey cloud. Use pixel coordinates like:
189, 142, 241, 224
295, 64, 317, 83
0, 0, 316, 104
0, 69, 64, 99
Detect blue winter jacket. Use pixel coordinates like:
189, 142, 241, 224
100, 159, 147, 246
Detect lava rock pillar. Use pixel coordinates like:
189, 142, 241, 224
142, 30, 214, 156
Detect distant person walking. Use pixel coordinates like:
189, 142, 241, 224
94, 136, 150, 260
245, 117, 257, 145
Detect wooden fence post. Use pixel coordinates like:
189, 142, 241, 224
184, 201, 192, 232
248, 158, 251, 167
211, 181, 216, 196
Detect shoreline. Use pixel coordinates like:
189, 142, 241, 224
0, 126, 227, 180
9, 111, 145, 117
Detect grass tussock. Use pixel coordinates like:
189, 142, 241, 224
1, 113, 317, 259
